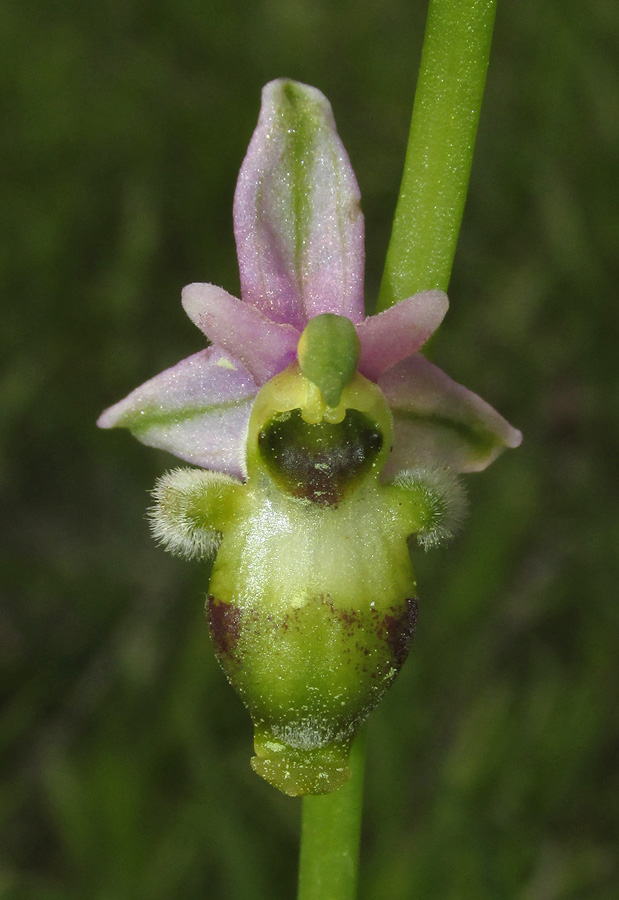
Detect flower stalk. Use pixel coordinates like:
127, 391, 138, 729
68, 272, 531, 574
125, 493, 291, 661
378, 0, 498, 309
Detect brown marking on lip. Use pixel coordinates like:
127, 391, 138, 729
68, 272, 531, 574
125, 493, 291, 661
381, 598, 418, 669
207, 595, 242, 660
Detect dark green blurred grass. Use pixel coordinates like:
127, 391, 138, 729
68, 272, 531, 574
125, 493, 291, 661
1, 0, 618, 897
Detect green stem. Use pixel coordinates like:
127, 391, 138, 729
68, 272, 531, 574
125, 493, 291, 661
377, 0, 498, 310
297, 733, 365, 900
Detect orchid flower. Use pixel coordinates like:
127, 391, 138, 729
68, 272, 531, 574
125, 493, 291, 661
98, 80, 521, 797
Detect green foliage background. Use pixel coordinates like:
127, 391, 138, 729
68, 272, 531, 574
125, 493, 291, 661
2, 0, 618, 897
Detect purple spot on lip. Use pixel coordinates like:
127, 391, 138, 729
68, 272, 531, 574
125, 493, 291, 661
207, 595, 242, 660
381, 598, 418, 669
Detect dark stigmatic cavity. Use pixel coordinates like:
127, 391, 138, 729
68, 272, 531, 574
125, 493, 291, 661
258, 409, 383, 505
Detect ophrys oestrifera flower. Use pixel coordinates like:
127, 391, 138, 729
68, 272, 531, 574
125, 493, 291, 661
99, 79, 521, 795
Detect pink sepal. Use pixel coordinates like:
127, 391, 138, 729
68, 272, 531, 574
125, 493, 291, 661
97, 348, 258, 477
379, 353, 522, 476
233, 79, 365, 329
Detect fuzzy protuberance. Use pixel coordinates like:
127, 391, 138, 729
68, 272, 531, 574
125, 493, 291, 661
389, 465, 467, 549
149, 468, 242, 559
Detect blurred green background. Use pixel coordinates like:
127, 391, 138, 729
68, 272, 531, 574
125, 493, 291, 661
2, 0, 618, 897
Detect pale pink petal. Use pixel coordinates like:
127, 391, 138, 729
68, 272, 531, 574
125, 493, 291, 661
234, 79, 365, 329
181, 283, 299, 385
97, 348, 257, 477
357, 290, 449, 380
379, 354, 522, 476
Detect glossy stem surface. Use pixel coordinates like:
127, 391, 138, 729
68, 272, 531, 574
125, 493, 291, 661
377, 0, 498, 310
297, 733, 365, 900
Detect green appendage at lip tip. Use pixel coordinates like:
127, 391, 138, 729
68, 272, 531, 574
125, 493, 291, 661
251, 733, 352, 797
297, 314, 361, 408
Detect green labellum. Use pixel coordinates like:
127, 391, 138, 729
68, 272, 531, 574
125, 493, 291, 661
207, 365, 418, 795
